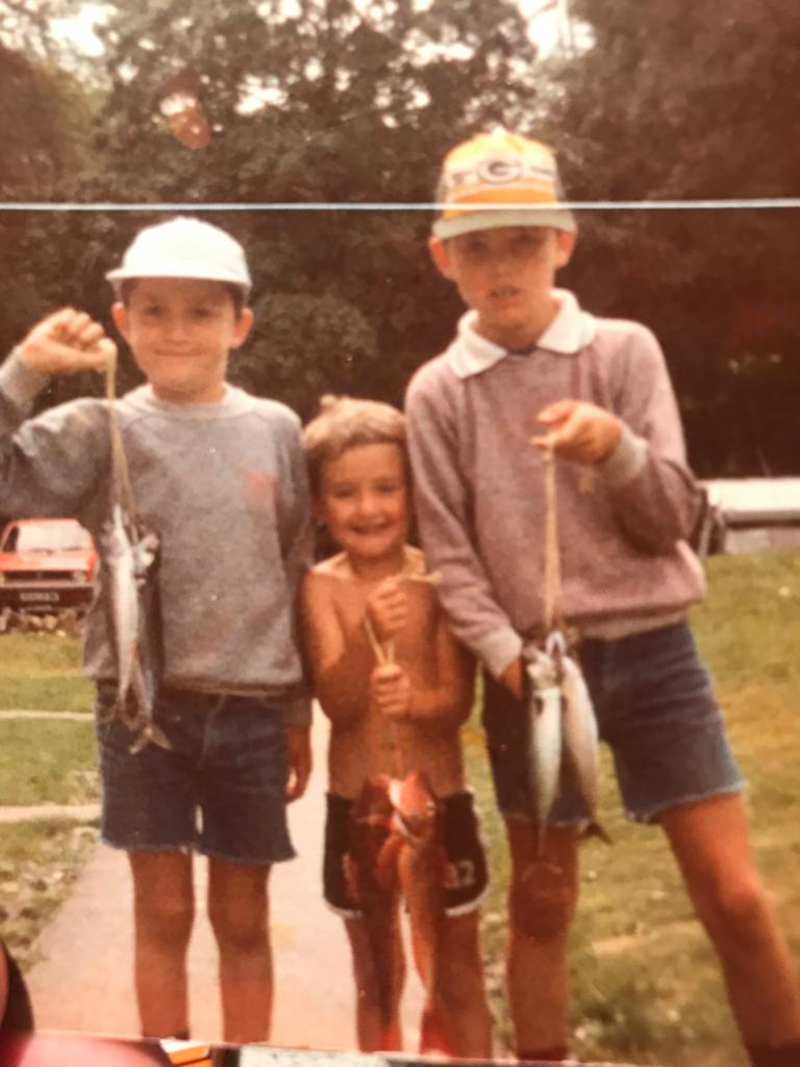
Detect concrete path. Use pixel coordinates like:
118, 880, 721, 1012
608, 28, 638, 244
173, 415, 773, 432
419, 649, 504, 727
22, 713, 424, 1052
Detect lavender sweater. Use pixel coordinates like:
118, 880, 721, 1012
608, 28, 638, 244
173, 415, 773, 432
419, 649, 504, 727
405, 290, 706, 680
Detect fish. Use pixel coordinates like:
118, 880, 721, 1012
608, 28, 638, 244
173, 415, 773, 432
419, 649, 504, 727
390, 770, 455, 1057
100, 502, 170, 754
560, 651, 610, 844
523, 633, 566, 862
346, 774, 403, 1051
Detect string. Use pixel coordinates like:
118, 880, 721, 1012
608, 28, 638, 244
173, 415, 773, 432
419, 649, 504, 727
543, 442, 563, 635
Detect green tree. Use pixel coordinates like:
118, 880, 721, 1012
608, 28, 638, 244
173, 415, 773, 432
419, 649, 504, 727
71, 0, 545, 410
549, 0, 800, 474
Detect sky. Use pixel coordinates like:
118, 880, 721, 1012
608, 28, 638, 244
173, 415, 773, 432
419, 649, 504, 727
51, 0, 585, 62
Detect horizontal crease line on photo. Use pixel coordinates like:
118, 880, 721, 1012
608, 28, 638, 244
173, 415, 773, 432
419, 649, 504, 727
5, 199, 800, 212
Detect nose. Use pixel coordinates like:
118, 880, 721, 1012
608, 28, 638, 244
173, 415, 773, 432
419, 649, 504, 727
354, 490, 380, 518
163, 313, 191, 341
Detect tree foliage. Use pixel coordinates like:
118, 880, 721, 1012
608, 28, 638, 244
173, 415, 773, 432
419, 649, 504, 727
549, 0, 800, 474
3, 0, 800, 475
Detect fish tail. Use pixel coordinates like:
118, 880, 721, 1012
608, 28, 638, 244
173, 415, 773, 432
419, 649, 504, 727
128, 722, 172, 755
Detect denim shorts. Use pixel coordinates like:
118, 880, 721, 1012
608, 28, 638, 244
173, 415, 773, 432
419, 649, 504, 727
95, 685, 295, 865
482, 621, 745, 825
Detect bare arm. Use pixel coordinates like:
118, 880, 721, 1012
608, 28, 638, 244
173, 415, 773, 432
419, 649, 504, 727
300, 570, 374, 726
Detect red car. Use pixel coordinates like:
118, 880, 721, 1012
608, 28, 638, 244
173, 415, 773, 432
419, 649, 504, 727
0, 518, 97, 612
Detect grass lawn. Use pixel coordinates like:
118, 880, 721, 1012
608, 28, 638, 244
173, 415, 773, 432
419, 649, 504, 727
0, 718, 98, 806
0, 630, 99, 969
0, 633, 95, 712
465, 550, 800, 1066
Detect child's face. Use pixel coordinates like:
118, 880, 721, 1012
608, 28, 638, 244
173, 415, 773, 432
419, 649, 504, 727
112, 277, 252, 405
316, 443, 408, 570
430, 225, 575, 348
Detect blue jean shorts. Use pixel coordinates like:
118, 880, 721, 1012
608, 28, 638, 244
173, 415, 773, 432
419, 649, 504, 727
95, 685, 295, 865
482, 621, 745, 825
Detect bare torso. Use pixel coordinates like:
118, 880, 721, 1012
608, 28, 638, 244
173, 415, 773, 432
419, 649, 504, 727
304, 546, 473, 798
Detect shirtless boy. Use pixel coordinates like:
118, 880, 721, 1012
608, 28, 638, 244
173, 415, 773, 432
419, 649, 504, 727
301, 395, 492, 1057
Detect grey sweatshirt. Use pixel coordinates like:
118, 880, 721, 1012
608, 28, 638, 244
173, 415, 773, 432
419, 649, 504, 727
0, 351, 312, 724
405, 290, 707, 680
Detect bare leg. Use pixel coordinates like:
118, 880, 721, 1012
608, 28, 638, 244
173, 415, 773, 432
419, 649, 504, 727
344, 916, 405, 1051
128, 850, 194, 1038
206, 858, 272, 1045
438, 910, 493, 1058
662, 794, 800, 1047
505, 820, 580, 1058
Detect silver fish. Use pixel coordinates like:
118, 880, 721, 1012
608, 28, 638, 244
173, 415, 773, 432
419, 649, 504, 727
100, 502, 169, 754
524, 634, 565, 860
560, 651, 609, 843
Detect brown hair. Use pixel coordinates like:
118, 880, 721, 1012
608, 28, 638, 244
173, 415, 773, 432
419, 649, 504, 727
303, 395, 407, 496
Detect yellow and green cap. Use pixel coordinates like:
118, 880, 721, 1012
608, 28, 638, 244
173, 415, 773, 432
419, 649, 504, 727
432, 130, 576, 239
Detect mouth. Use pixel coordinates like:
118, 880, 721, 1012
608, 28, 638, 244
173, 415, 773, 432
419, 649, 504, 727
351, 523, 391, 534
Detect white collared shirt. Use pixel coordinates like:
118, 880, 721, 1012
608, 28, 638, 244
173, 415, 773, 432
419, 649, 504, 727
446, 289, 598, 379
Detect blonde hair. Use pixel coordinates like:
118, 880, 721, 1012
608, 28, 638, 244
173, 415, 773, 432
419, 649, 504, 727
303, 395, 407, 495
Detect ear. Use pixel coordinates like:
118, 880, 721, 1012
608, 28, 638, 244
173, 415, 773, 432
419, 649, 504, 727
554, 231, 577, 269
111, 302, 130, 342
230, 307, 254, 350
429, 237, 455, 280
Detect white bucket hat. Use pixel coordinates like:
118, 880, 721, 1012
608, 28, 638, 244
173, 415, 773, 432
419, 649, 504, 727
106, 217, 252, 295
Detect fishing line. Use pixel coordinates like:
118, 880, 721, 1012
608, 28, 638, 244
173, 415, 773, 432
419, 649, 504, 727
104, 347, 139, 520
542, 443, 563, 635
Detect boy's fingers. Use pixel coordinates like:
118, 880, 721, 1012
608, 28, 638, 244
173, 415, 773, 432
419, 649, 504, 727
372, 663, 402, 684
537, 398, 578, 424
19, 309, 116, 375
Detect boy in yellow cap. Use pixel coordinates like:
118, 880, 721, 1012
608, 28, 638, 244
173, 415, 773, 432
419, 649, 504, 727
405, 130, 800, 1066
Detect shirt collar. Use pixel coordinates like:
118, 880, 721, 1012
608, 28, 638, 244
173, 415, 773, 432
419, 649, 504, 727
445, 288, 597, 380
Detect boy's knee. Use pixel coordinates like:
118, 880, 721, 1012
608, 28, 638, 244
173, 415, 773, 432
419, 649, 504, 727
137, 895, 194, 943
695, 871, 772, 940
207, 898, 268, 951
509, 871, 577, 941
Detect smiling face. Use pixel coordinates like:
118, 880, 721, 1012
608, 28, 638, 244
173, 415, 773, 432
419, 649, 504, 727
430, 225, 575, 351
112, 277, 253, 405
316, 443, 409, 576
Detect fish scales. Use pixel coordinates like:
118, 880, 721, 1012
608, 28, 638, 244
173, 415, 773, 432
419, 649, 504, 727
100, 502, 169, 754
391, 771, 456, 1057
347, 775, 403, 1050
524, 642, 564, 860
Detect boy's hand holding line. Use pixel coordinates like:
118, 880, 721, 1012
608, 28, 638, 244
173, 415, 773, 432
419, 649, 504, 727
18, 308, 116, 376
532, 399, 622, 464
370, 662, 412, 719
365, 576, 409, 644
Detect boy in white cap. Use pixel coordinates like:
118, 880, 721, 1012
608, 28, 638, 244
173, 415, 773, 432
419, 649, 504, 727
0, 218, 312, 1044
405, 131, 800, 1066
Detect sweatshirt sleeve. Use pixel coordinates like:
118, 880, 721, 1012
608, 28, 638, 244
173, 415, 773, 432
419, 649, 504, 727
0, 349, 107, 518
596, 325, 704, 554
406, 364, 523, 680
275, 412, 314, 726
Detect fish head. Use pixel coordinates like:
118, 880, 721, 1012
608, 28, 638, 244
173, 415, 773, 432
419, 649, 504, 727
389, 771, 438, 840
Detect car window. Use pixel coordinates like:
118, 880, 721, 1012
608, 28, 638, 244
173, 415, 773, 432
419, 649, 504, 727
7, 523, 92, 554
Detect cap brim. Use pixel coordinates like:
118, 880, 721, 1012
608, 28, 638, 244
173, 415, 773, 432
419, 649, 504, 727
432, 207, 577, 239
105, 264, 251, 293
